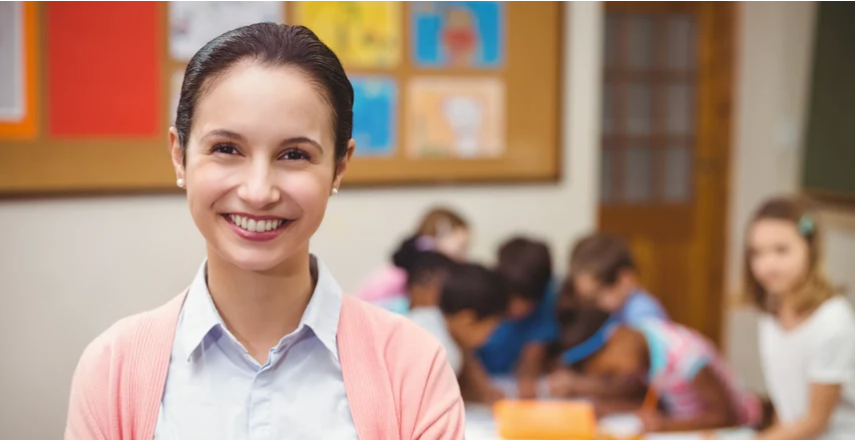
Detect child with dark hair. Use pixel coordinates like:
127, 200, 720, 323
405, 250, 461, 374
549, 316, 761, 432
438, 262, 511, 404
355, 207, 470, 312
475, 237, 559, 399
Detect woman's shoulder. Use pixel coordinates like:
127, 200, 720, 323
341, 295, 444, 355
75, 293, 184, 373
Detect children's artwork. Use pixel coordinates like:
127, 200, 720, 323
411, 1, 505, 68
47, 2, 159, 137
295, 2, 401, 69
351, 76, 397, 157
169, 2, 284, 61
407, 78, 505, 159
0, 2, 23, 123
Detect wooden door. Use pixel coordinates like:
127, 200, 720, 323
597, 2, 734, 344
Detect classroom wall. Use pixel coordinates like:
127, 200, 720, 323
0, 4, 602, 438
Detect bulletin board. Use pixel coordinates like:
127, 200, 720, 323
0, 2, 562, 196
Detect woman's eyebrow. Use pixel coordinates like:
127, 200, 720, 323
281, 136, 323, 152
201, 129, 246, 142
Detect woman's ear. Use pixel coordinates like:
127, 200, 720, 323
169, 127, 186, 184
332, 139, 356, 190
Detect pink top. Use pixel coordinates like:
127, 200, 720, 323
65, 292, 465, 440
634, 319, 761, 426
353, 264, 408, 303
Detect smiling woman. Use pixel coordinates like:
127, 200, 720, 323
64, 24, 464, 440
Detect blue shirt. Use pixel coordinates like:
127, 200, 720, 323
561, 289, 668, 365
618, 289, 668, 324
476, 284, 560, 375
154, 258, 358, 439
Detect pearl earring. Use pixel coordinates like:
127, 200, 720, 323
176, 178, 185, 188
331, 188, 338, 195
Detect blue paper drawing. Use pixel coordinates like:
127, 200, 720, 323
411, 1, 505, 69
351, 76, 397, 157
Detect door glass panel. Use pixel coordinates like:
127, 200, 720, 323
624, 144, 652, 202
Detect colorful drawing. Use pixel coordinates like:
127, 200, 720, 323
0, 1, 38, 141
0, 2, 23, 122
351, 76, 397, 157
169, 2, 283, 61
407, 78, 505, 159
295, 2, 401, 69
412, 1, 505, 68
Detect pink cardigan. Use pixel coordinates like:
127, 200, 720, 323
65, 292, 465, 440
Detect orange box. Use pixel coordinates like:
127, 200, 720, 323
494, 399, 598, 440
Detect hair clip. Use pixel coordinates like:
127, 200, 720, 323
798, 215, 815, 237
416, 235, 436, 252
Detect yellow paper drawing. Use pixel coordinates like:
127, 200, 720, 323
295, 2, 401, 69
407, 77, 505, 159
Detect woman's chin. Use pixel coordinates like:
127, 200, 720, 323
216, 247, 294, 273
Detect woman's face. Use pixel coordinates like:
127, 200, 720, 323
171, 62, 353, 272
748, 219, 810, 298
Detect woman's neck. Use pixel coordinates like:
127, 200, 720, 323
206, 247, 315, 363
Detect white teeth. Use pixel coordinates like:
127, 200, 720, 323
230, 215, 284, 232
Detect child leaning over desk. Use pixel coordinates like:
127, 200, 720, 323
475, 237, 560, 400
549, 310, 761, 432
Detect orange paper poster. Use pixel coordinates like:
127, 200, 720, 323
407, 77, 505, 159
0, 1, 38, 141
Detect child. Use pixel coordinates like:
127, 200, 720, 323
406, 251, 461, 374
746, 196, 854, 440
476, 237, 559, 399
569, 233, 668, 324
354, 207, 470, 313
549, 316, 761, 432
438, 262, 510, 404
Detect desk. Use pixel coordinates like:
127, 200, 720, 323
464, 404, 757, 440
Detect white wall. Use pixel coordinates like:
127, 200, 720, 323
0, 4, 603, 438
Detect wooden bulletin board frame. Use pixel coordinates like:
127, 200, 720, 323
0, 2, 562, 196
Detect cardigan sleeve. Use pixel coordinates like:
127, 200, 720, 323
65, 335, 113, 440
407, 341, 466, 440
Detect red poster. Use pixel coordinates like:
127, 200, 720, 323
47, 2, 159, 137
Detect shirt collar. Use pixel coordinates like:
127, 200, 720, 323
178, 256, 343, 362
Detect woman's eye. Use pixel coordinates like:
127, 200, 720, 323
212, 143, 240, 155
280, 150, 309, 161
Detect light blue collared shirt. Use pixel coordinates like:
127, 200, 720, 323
153, 257, 358, 440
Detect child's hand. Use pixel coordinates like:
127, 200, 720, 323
637, 409, 665, 432
481, 385, 505, 405
518, 378, 538, 400
546, 369, 579, 397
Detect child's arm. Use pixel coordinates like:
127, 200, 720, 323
548, 367, 646, 399
755, 383, 841, 440
640, 365, 736, 432
461, 350, 504, 404
516, 343, 547, 399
